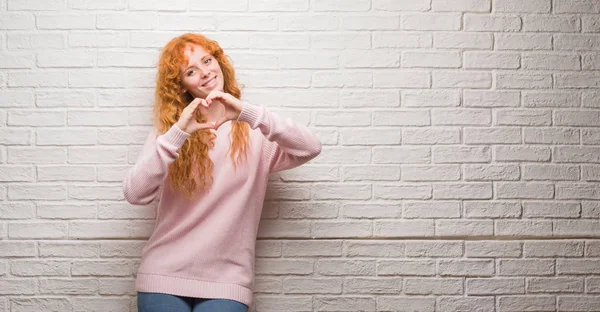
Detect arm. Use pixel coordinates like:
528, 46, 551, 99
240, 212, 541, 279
122, 125, 190, 205
237, 102, 322, 173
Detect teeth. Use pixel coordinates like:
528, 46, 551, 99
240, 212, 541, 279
203, 77, 215, 87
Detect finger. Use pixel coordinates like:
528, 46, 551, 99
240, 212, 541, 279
193, 122, 217, 131
205, 91, 223, 103
200, 99, 209, 108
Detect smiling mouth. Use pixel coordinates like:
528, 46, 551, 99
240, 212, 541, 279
202, 76, 217, 87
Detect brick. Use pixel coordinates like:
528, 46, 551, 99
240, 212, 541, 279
402, 13, 461, 31
312, 33, 370, 49
402, 51, 461, 68
436, 220, 494, 236
522, 201, 581, 218
498, 259, 554, 276
280, 15, 338, 31
498, 296, 556, 312
0, 279, 36, 295
257, 220, 310, 238
464, 127, 522, 144
523, 92, 580, 108
312, 184, 371, 200
467, 278, 525, 295
8, 32, 64, 49
374, 184, 432, 200
283, 278, 342, 294
158, 14, 217, 31
341, 16, 399, 30
524, 128, 580, 144
9, 185, 66, 200
255, 259, 313, 275
402, 165, 460, 181
523, 15, 580, 32
0, 241, 36, 257
314, 297, 375, 311
496, 34, 552, 50
403, 90, 460, 107
314, 147, 370, 164
433, 146, 491, 163
11, 260, 70, 277
374, 70, 430, 88
438, 259, 494, 277
344, 278, 401, 294
69, 220, 154, 239
378, 297, 435, 312
404, 201, 461, 218
528, 277, 584, 293
274, 201, 337, 219
375, 220, 434, 237
433, 71, 492, 88
377, 260, 435, 276
433, 183, 492, 199
558, 296, 600, 312
554, 0, 600, 13
463, 164, 520, 181
342, 90, 399, 108
466, 241, 521, 258
406, 241, 463, 257
373, 32, 432, 48
434, 32, 492, 49
555, 34, 600, 51
253, 296, 312, 312
342, 203, 402, 219
100, 241, 145, 258
464, 90, 520, 108
464, 52, 520, 69
496, 220, 553, 236
555, 147, 600, 163
284, 241, 341, 257
374, 0, 430, 11
495, 146, 551, 162
253, 277, 282, 293
402, 128, 460, 144
493, 0, 550, 13
11, 298, 72, 312
374, 147, 431, 164
345, 241, 404, 258
313, 221, 372, 238
39, 278, 97, 295
464, 14, 521, 31
38, 203, 96, 219
524, 241, 584, 258
497, 73, 552, 89
522, 165, 579, 181
432, 108, 491, 126
465, 201, 522, 219
342, 165, 400, 182
0, 202, 35, 219
556, 183, 600, 200
404, 278, 463, 295
438, 297, 494, 312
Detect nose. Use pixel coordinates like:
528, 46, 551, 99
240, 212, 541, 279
198, 66, 210, 78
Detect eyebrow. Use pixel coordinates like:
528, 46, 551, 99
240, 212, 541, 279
184, 55, 212, 72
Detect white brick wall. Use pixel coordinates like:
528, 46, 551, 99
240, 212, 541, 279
1, 0, 600, 311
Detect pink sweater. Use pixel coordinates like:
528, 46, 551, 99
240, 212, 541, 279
122, 103, 321, 306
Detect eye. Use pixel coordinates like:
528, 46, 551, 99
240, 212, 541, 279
186, 69, 196, 77
204, 57, 212, 64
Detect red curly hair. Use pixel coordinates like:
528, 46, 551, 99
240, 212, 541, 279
154, 33, 250, 198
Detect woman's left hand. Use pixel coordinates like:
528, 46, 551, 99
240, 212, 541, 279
200, 90, 244, 129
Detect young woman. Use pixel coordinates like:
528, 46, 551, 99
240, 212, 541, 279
123, 33, 322, 312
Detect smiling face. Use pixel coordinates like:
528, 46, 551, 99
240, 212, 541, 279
180, 44, 224, 99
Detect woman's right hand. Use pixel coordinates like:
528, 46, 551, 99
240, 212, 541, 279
175, 98, 215, 134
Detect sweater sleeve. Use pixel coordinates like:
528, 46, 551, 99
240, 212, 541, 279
237, 102, 322, 173
122, 124, 190, 205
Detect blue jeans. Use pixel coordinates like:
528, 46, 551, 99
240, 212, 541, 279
138, 292, 249, 312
